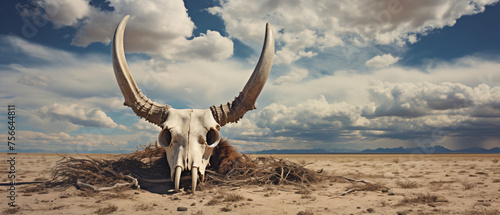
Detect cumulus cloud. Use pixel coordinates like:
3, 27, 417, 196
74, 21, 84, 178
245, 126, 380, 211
225, 81, 500, 151
209, 0, 498, 64
0, 130, 157, 153
37, 103, 126, 129
38, 0, 91, 28
273, 67, 308, 85
365, 54, 400, 68
22, 0, 233, 61
175, 30, 234, 61
363, 81, 478, 118
132, 119, 162, 133
16, 0, 91, 28
19, 130, 91, 145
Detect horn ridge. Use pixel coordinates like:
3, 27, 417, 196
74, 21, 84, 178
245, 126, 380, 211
211, 23, 275, 126
112, 15, 170, 126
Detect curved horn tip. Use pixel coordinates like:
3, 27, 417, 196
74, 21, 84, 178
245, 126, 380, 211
112, 14, 170, 127
210, 22, 274, 126
117, 15, 130, 27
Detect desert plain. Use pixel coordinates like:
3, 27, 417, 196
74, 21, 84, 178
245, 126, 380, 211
1, 153, 499, 215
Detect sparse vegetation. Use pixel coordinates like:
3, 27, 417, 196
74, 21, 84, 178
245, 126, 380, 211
297, 159, 308, 165
2, 207, 20, 214
206, 198, 220, 206
297, 209, 314, 215
464, 209, 499, 215
346, 182, 386, 192
397, 193, 448, 205
301, 193, 312, 199
95, 205, 118, 215
221, 207, 232, 212
429, 180, 457, 191
460, 180, 477, 190
77, 189, 99, 197
430, 180, 456, 185
223, 193, 244, 202
396, 180, 419, 188
295, 188, 312, 195
193, 210, 204, 215
296, 188, 312, 199
135, 203, 154, 211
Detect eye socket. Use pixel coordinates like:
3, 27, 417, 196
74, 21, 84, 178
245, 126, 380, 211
158, 128, 172, 147
206, 128, 220, 147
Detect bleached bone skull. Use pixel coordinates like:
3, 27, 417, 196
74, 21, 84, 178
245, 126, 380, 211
112, 15, 274, 192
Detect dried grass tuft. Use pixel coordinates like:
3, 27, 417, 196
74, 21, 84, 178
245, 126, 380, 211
396, 180, 419, 189
95, 205, 118, 215
223, 193, 244, 202
460, 180, 477, 190
297, 209, 314, 215
398, 193, 448, 205
2, 207, 20, 214
206, 198, 220, 206
346, 182, 386, 192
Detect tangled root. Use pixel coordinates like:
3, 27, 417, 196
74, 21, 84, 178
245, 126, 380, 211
205, 156, 322, 186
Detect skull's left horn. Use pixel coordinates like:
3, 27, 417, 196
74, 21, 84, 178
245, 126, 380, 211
210, 23, 275, 126
112, 15, 170, 126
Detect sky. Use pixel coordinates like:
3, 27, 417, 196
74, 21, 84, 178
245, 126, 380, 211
1, 0, 500, 153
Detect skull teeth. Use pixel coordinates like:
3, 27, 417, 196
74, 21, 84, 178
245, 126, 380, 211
192, 167, 198, 193
174, 166, 182, 192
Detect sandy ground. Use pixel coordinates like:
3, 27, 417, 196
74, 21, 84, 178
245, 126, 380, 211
1, 153, 499, 215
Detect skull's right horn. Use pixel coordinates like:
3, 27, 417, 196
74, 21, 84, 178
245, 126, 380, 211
210, 23, 275, 126
112, 15, 170, 127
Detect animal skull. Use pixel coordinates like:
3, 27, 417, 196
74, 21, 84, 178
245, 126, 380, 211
112, 15, 274, 192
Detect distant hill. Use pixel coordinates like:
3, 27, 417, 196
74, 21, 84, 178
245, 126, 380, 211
244, 148, 359, 154
454, 147, 500, 154
246, 145, 500, 154
361, 146, 500, 154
